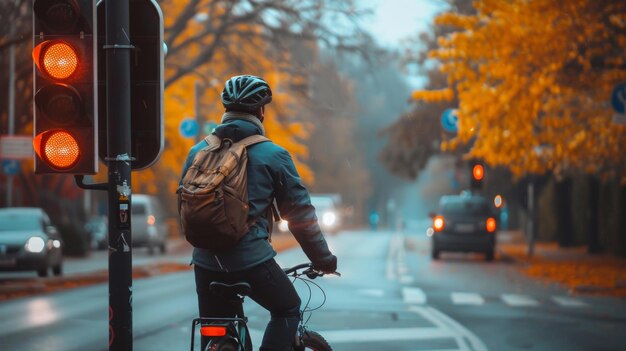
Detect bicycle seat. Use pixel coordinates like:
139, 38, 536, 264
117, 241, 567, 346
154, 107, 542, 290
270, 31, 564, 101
209, 281, 251, 297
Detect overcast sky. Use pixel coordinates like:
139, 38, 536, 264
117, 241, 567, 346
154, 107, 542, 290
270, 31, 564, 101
360, 0, 448, 49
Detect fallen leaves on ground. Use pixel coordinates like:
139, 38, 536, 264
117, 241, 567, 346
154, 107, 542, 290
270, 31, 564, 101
500, 242, 626, 297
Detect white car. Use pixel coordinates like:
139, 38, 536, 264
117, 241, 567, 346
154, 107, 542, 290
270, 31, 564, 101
275, 195, 341, 235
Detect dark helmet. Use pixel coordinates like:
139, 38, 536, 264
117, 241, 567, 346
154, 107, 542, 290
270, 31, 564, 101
221, 75, 272, 112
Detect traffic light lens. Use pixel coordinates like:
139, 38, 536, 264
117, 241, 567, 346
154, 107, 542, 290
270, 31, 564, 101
33, 0, 80, 33
42, 42, 78, 79
43, 130, 80, 169
472, 165, 484, 181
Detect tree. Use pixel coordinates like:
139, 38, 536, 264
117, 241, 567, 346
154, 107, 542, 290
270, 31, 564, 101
379, 0, 474, 181
415, 0, 626, 178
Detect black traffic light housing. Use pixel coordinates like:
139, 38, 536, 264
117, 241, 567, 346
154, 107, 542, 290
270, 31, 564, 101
32, 0, 97, 174
97, 0, 164, 170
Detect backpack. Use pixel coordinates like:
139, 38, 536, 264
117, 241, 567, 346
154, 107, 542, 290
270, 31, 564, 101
177, 134, 270, 251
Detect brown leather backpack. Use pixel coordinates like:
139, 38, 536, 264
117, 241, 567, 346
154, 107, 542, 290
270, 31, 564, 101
177, 134, 270, 250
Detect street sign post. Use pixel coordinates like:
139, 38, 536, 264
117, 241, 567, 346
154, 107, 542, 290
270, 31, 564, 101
441, 108, 459, 133
0, 135, 33, 159
1, 160, 20, 176
203, 122, 218, 135
180, 118, 199, 138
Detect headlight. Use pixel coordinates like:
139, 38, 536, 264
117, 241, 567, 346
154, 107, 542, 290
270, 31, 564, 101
278, 220, 289, 232
25, 237, 46, 253
322, 212, 337, 227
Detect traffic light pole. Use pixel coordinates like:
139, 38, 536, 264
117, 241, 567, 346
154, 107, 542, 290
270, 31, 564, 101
105, 1, 134, 350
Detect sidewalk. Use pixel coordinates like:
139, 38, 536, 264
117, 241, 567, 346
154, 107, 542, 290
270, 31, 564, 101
0, 234, 299, 301
498, 231, 626, 297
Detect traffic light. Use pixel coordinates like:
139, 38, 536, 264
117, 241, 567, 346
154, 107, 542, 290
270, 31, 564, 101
471, 162, 484, 190
32, 0, 97, 174
97, 0, 164, 170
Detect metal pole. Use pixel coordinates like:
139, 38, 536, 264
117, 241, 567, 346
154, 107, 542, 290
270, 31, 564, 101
105, 0, 133, 349
195, 80, 202, 143
6, 23, 16, 207
527, 181, 535, 258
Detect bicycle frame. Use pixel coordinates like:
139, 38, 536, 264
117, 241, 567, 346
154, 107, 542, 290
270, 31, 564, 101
190, 263, 337, 351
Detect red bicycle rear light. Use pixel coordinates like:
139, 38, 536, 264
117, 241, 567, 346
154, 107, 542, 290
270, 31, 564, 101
200, 326, 227, 337
433, 216, 445, 231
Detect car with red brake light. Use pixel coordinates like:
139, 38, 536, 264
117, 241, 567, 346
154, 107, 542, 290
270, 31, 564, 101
429, 194, 497, 261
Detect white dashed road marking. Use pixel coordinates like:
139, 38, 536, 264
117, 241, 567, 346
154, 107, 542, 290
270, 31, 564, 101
402, 287, 427, 304
451, 292, 485, 306
501, 294, 540, 307
552, 296, 588, 307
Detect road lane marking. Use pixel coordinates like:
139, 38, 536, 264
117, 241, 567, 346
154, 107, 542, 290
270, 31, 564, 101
552, 296, 588, 307
357, 289, 385, 297
402, 287, 427, 304
501, 294, 539, 307
316, 327, 454, 343
409, 305, 488, 351
400, 275, 415, 284
451, 292, 485, 306
386, 235, 402, 280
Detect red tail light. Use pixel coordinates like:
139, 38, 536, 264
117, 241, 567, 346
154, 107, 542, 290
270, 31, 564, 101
433, 216, 445, 231
200, 326, 227, 337
486, 217, 496, 233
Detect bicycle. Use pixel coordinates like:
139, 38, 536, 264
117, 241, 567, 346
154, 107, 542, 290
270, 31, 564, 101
190, 263, 340, 351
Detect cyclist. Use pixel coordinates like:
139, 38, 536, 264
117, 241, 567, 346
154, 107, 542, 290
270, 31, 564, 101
179, 75, 338, 351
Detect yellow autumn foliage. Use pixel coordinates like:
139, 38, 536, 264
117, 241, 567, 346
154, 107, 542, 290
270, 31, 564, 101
414, 0, 626, 178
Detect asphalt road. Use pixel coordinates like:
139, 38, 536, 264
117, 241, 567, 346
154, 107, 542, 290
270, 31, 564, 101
0, 224, 625, 350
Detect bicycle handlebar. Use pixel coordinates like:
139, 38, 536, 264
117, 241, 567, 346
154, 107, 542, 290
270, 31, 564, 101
283, 263, 341, 278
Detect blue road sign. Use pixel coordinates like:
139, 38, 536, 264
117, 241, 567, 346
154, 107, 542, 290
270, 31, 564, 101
2, 160, 20, 176
441, 109, 459, 133
612, 83, 626, 114
203, 122, 218, 135
179, 118, 199, 138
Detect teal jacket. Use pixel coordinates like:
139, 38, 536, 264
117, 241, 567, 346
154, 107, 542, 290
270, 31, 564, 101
179, 117, 334, 272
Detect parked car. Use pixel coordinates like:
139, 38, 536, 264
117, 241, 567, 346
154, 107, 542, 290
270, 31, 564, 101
430, 194, 497, 261
0, 207, 63, 277
274, 194, 342, 235
131, 194, 169, 254
84, 215, 107, 250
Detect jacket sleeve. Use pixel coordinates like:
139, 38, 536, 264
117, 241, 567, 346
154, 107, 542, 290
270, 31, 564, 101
273, 149, 335, 267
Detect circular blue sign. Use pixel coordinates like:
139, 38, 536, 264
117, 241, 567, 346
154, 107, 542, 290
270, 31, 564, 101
441, 109, 459, 133
179, 119, 199, 138
2, 160, 20, 176
611, 83, 626, 114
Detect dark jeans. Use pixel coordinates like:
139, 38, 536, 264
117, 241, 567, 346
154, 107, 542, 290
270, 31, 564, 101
194, 259, 301, 351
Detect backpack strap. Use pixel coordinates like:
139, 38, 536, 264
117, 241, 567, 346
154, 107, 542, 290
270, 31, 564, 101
237, 135, 270, 148
203, 135, 222, 152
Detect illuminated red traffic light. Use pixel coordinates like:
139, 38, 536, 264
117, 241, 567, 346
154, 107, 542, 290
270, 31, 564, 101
34, 130, 80, 170
472, 164, 484, 181
32, 0, 97, 175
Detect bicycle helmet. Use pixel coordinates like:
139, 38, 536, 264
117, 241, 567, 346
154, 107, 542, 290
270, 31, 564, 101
221, 75, 273, 112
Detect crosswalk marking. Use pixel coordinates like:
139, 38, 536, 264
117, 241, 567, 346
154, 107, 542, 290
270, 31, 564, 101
402, 287, 427, 304
552, 296, 588, 307
501, 294, 540, 307
451, 292, 485, 305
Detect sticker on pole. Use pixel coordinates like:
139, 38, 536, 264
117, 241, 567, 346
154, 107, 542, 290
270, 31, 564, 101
441, 109, 459, 133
